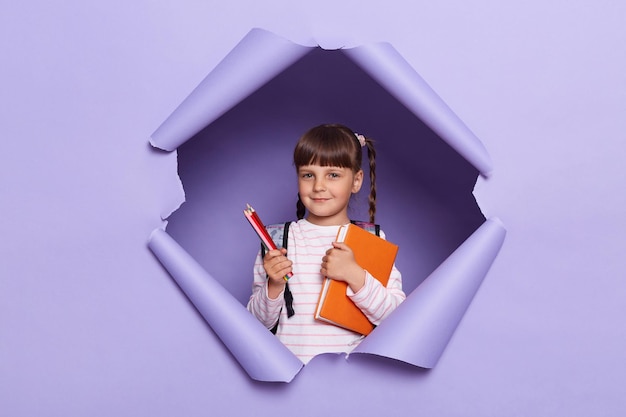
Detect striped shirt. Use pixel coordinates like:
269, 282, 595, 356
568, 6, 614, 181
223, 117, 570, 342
247, 219, 405, 364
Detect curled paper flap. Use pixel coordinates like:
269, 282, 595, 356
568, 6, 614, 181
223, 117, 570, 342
343, 44, 493, 177
353, 218, 506, 368
150, 28, 312, 151
148, 228, 303, 382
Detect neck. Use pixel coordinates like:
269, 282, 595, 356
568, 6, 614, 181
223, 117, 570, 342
305, 213, 350, 226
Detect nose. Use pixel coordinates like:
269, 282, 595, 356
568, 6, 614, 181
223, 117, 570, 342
313, 177, 326, 191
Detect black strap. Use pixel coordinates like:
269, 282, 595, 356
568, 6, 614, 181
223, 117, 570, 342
350, 220, 380, 236
266, 222, 293, 334
282, 222, 295, 318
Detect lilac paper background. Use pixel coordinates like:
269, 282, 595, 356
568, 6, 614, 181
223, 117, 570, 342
155, 29, 501, 375
2, 2, 625, 417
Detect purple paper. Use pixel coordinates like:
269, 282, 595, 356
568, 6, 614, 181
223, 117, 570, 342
5, 3, 625, 416
151, 29, 311, 152
148, 28, 505, 380
149, 228, 303, 382
353, 217, 506, 367
343, 44, 493, 177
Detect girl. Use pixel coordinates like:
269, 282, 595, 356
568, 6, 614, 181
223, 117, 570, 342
247, 124, 405, 364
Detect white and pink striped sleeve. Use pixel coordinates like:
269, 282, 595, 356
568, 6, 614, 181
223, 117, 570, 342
246, 250, 284, 329
347, 266, 405, 325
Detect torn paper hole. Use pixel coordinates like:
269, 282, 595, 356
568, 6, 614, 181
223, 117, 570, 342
148, 28, 506, 382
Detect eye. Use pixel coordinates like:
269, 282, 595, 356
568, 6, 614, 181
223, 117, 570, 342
328, 172, 341, 179
300, 172, 313, 179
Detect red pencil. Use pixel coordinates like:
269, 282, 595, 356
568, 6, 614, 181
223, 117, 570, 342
243, 204, 292, 281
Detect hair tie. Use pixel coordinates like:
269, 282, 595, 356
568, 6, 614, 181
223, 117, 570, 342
355, 133, 366, 147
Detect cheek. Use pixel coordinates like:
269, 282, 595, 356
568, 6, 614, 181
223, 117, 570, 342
342, 184, 356, 197
297, 180, 308, 194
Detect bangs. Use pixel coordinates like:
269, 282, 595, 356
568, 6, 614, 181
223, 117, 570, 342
294, 140, 354, 168
293, 124, 360, 170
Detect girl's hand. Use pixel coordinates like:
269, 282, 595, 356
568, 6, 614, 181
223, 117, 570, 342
321, 242, 365, 293
263, 248, 291, 298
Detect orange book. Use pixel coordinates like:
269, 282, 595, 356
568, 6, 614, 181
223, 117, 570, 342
314, 223, 399, 335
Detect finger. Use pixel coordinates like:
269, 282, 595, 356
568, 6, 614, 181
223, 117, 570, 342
269, 259, 291, 275
265, 256, 280, 269
277, 262, 293, 277
264, 250, 281, 260
277, 259, 292, 270
269, 257, 290, 271
271, 267, 290, 279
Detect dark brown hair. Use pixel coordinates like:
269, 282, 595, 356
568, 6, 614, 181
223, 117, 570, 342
294, 124, 377, 223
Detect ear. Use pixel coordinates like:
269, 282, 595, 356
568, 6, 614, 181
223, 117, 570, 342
352, 170, 364, 193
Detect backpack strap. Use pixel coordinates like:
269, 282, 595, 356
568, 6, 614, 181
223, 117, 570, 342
350, 220, 380, 237
281, 222, 294, 318
261, 222, 294, 334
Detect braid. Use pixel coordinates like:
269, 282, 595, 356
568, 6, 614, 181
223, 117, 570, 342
296, 194, 306, 220
365, 139, 377, 224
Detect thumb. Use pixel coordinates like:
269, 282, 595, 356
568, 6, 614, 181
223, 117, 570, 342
332, 241, 349, 251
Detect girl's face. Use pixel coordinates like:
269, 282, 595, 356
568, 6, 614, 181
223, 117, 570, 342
297, 164, 363, 226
